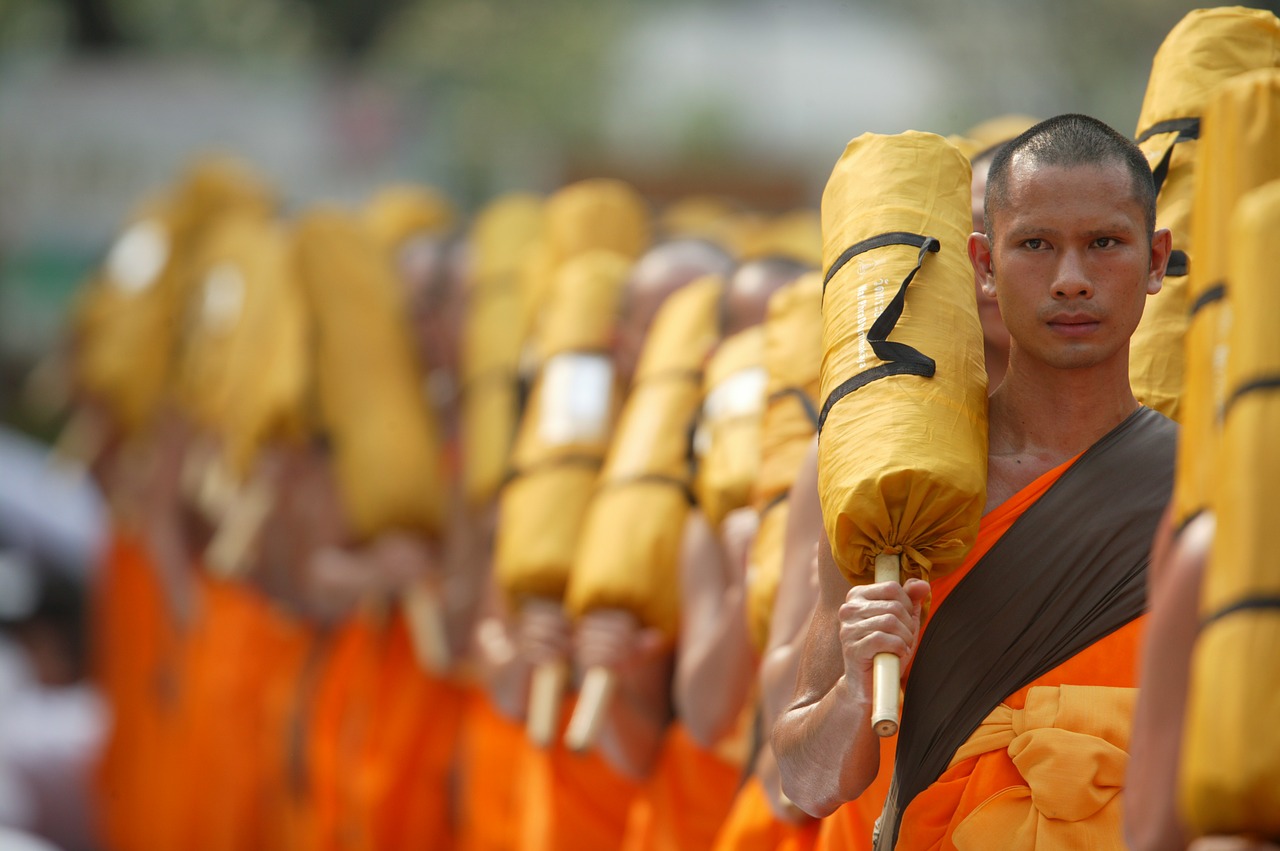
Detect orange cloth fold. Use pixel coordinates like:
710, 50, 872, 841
457, 690, 527, 851
516, 696, 641, 851
622, 722, 743, 851
712, 775, 819, 851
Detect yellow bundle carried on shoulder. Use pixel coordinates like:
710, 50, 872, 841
461, 194, 545, 509
819, 131, 987, 735
566, 274, 726, 642
1180, 178, 1280, 841
291, 207, 446, 541
692, 327, 767, 530
744, 272, 822, 652
494, 250, 633, 603
1130, 6, 1280, 422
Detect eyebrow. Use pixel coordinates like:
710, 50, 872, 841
1004, 221, 1140, 241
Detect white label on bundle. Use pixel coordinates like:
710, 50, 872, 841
538, 353, 614, 446
105, 219, 170, 295
694, 366, 767, 458
199, 263, 246, 333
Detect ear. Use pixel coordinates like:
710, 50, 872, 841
968, 232, 996, 298
1147, 228, 1173, 296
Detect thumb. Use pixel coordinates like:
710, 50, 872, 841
903, 577, 932, 612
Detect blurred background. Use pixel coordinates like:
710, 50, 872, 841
3, 0, 1277, 424
0, 3, 1276, 848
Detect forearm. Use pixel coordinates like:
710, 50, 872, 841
674, 581, 756, 748
595, 651, 674, 781
773, 673, 880, 818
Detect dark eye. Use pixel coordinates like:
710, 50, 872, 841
1024, 238, 1045, 250
1094, 237, 1117, 248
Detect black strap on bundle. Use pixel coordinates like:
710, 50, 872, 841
818, 233, 940, 433
1224, 374, 1280, 418
1203, 596, 1280, 628
597, 472, 697, 506
1189, 282, 1227, 318
1166, 249, 1189, 277
768, 387, 820, 429
1137, 117, 1200, 198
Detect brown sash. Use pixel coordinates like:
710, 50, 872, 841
876, 406, 1176, 849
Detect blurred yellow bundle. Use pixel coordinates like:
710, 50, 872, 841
964, 114, 1039, 157
818, 131, 987, 586
495, 250, 633, 602
71, 157, 276, 438
658, 195, 747, 256
1173, 68, 1280, 528
566, 274, 725, 641
1130, 7, 1280, 421
363, 184, 457, 252
519, 179, 651, 351
1180, 179, 1280, 839
292, 207, 445, 540
692, 326, 767, 530
740, 209, 823, 267
744, 272, 822, 651
461, 194, 546, 508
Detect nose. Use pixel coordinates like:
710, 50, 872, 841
1052, 248, 1093, 300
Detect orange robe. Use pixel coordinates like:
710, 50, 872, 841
516, 697, 641, 851
621, 722, 743, 851
93, 529, 183, 851
712, 774, 820, 851
893, 456, 1147, 850
457, 690, 526, 851
308, 609, 469, 851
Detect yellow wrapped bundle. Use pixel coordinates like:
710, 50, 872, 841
1173, 68, 1280, 528
1180, 179, 1280, 839
818, 132, 987, 735
515, 179, 651, 352
1130, 7, 1280, 421
562, 274, 724, 749
461, 194, 545, 508
292, 208, 446, 541
363, 184, 456, 253
658, 195, 746, 256
565, 274, 726, 639
745, 272, 823, 652
494, 250, 634, 602
70, 157, 275, 440
692, 327, 767, 529
740, 210, 823, 266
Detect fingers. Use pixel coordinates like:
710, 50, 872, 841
838, 581, 923, 681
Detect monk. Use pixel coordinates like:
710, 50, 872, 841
774, 114, 1176, 850
508, 236, 736, 851
611, 256, 811, 851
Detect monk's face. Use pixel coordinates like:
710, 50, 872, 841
971, 157, 1168, 373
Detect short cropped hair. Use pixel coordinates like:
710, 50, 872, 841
984, 114, 1157, 241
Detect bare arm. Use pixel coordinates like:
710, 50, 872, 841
1125, 510, 1213, 851
674, 507, 757, 748
470, 577, 532, 721
771, 451, 929, 817
575, 608, 673, 781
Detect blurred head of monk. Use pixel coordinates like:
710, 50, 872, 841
724, 255, 814, 336
612, 237, 735, 384
397, 234, 470, 387
969, 146, 1012, 389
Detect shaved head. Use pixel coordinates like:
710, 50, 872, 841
724, 256, 813, 335
614, 238, 735, 383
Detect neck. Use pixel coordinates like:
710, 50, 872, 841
983, 340, 1010, 393
988, 345, 1138, 466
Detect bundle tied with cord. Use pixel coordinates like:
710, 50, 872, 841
494, 250, 633, 744
1129, 6, 1280, 422
461, 194, 545, 509
1172, 67, 1280, 531
818, 131, 987, 736
745, 272, 823, 652
177, 214, 309, 576
691, 326, 768, 530
563, 274, 726, 750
